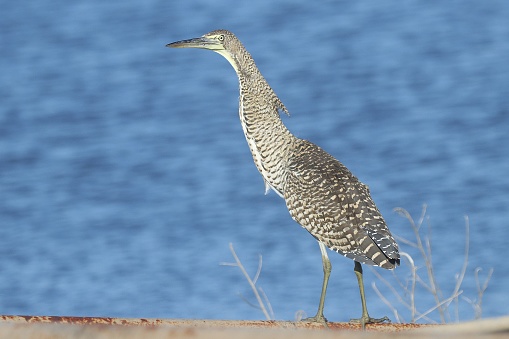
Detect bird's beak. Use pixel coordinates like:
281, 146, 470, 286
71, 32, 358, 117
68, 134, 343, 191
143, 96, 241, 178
166, 36, 222, 51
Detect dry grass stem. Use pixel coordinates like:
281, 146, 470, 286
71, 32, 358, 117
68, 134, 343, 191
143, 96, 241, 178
373, 205, 493, 324
220, 243, 274, 320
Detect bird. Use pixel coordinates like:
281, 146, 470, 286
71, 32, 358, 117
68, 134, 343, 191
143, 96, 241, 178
166, 29, 400, 328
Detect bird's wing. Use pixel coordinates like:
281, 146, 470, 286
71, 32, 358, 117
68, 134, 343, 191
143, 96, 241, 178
342, 177, 400, 267
283, 140, 399, 268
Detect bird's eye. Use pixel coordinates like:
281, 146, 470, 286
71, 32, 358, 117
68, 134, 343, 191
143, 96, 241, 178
218, 34, 225, 42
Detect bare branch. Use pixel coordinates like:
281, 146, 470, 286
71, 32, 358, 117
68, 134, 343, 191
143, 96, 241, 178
225, 243, 272, 320
375, 206, 493, 324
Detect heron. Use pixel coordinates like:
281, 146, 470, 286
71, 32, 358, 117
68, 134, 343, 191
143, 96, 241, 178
167, 29, 400, 328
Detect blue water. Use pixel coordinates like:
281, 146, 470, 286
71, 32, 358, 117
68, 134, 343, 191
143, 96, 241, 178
1, 0, 508, 323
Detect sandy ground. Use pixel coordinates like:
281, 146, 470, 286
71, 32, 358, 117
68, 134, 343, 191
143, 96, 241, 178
0, 315, 508, 338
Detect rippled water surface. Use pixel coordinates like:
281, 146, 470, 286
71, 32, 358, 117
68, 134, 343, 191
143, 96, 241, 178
1, 0, 508, 322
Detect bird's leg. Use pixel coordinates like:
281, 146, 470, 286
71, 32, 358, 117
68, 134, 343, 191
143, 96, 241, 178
303, 241, 330, 325
350, 261, 390, 329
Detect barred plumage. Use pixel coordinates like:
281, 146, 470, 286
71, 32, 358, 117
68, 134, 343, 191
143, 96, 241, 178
285, 139, 399, 268
168, 29, 400, 327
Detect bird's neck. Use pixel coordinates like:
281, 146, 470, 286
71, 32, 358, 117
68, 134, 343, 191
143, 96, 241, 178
237, 70, 296, 196
217, 46, 296, 195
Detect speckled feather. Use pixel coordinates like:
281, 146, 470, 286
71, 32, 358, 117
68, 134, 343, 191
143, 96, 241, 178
284, 140, 399, 268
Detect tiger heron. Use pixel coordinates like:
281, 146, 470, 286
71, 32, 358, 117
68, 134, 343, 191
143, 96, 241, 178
167, 29, 400, 328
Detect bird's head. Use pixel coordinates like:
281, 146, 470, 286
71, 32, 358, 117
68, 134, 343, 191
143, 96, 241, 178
167, 30, 244, 72
166, 30, 231, 51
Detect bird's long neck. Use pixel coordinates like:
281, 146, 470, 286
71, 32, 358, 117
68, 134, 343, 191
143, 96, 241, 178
238, 73, 295, 196
216, 47, 296, 196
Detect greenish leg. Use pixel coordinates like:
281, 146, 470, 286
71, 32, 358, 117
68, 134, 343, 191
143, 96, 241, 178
350, 261, 390, 329
303, 242, 330, 326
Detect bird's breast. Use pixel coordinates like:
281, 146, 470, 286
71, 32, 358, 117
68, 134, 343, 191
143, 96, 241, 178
238, 93, 294, 197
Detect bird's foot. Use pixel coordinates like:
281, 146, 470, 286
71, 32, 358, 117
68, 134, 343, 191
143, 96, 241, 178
349, 315, 390, 329
302, 314, 328, 327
